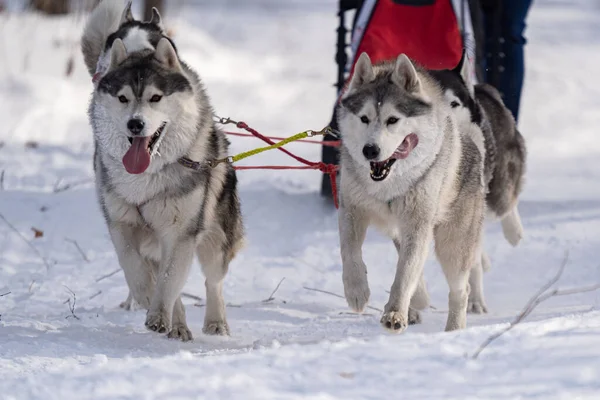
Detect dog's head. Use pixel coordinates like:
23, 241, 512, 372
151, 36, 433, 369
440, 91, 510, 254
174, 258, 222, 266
430, 51, 482, 127
92, 38, 199, 174
338, 53, 443, 182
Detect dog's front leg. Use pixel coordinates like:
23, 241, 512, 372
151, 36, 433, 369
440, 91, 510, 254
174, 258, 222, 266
382, 221, 433, 333
145, 236, 195, 337
109, 223, 155, 309
339, 204, 370, 313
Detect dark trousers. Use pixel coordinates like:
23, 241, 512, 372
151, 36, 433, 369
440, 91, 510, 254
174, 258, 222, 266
482, 0, 533, 122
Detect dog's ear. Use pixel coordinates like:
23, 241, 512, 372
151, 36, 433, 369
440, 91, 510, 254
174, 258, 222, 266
119, 1, 134, 26
149, 7, 165, 31
347, 52, 375, 92
453, 49, 475, 97
108, 38, 128, 71
155, 38, 182, 71
453, 49, 466, 76
392, 54, 421, 93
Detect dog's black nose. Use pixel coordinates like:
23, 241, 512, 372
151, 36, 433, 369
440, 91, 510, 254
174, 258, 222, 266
127, 118, 145, 135
362, 144, 380, 160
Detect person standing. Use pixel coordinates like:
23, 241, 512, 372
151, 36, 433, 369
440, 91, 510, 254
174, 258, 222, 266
480, 0, 533, 122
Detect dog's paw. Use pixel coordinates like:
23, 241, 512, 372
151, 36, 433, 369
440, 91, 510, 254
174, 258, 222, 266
408, 308, 422, 325
468, 290, 488, 314
145, 311, 170, 334
343, 274, 370, 313
168, 324, 193, 342
467, 298, 488, 314
203, 320, 230, 336
380, 310, 408, 333
119, 292, 139, 311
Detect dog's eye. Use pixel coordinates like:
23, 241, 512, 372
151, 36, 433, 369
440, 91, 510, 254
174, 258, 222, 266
450, 101, 460, 108
150, 95, 162, 103
386, 117, 399, 125
360, 115, 369, 124
118, 95, 129, 104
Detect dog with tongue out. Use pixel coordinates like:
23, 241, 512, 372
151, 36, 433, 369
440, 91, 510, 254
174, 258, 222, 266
82, 0, 244, 341
335, 52, 489, 336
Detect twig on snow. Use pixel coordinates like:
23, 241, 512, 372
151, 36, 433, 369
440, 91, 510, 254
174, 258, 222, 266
303, 286, 383, 313
63, 286, 80, 320
0, 213, 51, 270
471, 251, 599, 359
303, 286, 344, 299
53, 178, 93, 193
181, 292, 203, 302
29, 280, 35, 292
95, 268, 121, 282
65, 238, 90, 262
193, 302, 241, 308
0, 170, 4, 191
263, 277, 286, 303
88, 290, 102, 300
0, 291, 11, 297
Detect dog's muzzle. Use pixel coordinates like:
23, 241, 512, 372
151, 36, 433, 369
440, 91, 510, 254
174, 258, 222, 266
369, 133, 419, 182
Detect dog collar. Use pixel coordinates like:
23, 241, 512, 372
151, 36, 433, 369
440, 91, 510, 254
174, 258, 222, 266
178, 157, 207, 171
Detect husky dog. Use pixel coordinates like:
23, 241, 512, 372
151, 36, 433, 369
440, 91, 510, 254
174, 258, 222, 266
432, 55, 526, 244
337, 52, 488, 333
81, 0, 244, 341
431, 57, 527, 312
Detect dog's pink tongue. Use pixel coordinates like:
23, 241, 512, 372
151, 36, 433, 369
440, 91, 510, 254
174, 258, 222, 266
122, 137, 151, 174
393, 133, 419, 159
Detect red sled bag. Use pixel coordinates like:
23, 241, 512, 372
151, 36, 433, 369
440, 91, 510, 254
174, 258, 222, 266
346, 0, 474, 84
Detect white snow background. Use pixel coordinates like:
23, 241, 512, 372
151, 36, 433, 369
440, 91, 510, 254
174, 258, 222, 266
1, 0, 600, 398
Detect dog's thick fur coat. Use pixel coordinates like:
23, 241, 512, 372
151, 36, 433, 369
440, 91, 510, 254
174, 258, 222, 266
337, 53, 488, 333
81, 0, 243, 341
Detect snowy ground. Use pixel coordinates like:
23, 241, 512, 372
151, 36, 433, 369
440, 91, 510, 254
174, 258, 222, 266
1, 0, 600, 398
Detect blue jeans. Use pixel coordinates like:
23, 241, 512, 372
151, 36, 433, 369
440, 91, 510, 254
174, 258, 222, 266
482, 0, 533, 122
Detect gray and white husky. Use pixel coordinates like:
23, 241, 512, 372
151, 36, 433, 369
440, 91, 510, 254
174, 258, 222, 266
81, 0, 244, 341
431, 56, 527, 313
337, 52, 489, 333
431, 55, 526, 248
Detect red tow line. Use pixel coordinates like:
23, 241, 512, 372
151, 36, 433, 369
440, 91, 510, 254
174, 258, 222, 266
225, 121, 340, 209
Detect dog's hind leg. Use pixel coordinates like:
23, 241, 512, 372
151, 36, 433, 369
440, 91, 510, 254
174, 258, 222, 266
501, 206, 524, 247
481, 250, 491, 272
339, 205, 371, 313
197, 229, 236, 336
168, 296, 193, 341
434, 206, 484, 331
468, 231, 489, 314
119, 291, 139, 311
109, 224, 155, 310
467, 250, 488, 314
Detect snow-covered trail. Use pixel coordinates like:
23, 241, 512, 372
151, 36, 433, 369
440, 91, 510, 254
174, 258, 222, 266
1, 0, 599, 398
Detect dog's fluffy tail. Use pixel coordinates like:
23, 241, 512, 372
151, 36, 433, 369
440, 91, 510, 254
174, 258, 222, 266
501, 206, 524, 247
81, 0, 126, 76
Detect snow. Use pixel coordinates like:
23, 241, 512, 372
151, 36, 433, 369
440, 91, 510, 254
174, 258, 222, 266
1, 0, 600, 398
